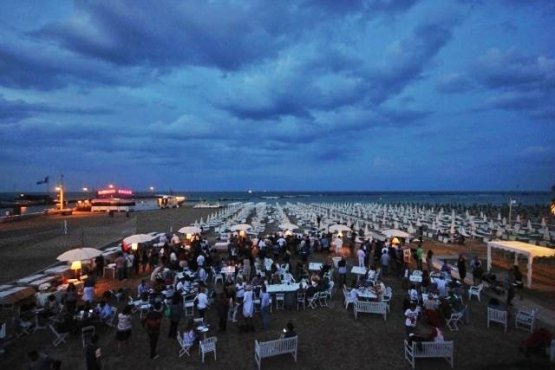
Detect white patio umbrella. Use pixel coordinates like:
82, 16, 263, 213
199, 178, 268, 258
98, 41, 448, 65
178, 226, 202, 234
381, 229, 412, 239
328, 224, 351, 233
123, 234, 154, 244
57, 247, 102, 262
230, 223, 252, 231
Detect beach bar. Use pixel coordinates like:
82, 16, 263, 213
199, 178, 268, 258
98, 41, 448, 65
487, 240, 555, 288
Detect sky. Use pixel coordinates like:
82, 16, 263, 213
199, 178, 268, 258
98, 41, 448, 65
0, 0, 554, 192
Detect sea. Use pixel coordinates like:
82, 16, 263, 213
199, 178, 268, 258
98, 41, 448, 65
1, 191, 552, 217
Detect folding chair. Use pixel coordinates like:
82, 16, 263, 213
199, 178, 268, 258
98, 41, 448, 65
199, 336, 217, 363
307, 292, 320, 309
106, 307, 118, 328
446, 311, 464, 331
81, 326, 96, 348
177, 334, 193, 357
296, 291, 306, 310
49, 324, 68, 347
275, 293, 285, 310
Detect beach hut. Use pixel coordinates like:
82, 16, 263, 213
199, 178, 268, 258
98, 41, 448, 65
486, 240, 555, 288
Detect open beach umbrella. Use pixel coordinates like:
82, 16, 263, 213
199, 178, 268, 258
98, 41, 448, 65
230, 223, 252, 231
123, 234, 154, 244
57, 247, 102, 262
328, 224, 351, 233
178, 226, 202, 234
278, 223, 299, 230
381, 229, 412, 239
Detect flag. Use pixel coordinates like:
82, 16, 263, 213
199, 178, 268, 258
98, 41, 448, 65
36, 176, 49, 185
510, 199, 517, 205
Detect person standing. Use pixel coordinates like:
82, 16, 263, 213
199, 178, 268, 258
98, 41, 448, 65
143, 303, 163, 360
195, 287, 209, 318
116, 305, 133, 352
415, 244, 424, 271
357, 247, 366, 268
85, 334, 102, 370
404, 302, 419, 338
168, 294, 183, 339
260, 285, 271, 330
505, 268, 516, 307
470, 256, 483, 284
242, 286, 254, 326
216, 293, 230, 332
457, 254, 467, 284
426, 249, 434, 272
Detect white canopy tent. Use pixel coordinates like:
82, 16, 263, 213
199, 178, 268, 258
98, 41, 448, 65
486, 240, 555, 288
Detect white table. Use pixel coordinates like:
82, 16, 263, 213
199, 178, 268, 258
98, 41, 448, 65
332, 257, 342, 269
351, 266, 367, 275
308, 263, 323, 272
104, 263, 117, 279
221, 266, 236, 275
409, 275, 423, 283
266, 283, 300, 294
213, 242, 229, 252
356, 288, 377, 300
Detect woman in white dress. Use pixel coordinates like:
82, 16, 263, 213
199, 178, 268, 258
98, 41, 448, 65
242, 286, 254, 320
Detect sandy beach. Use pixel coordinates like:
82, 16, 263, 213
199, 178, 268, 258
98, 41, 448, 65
0, 207, 215, 284
1, 207, 554, 369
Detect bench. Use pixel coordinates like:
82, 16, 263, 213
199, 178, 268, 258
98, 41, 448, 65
404, 340, 454, 369
254, 336, 297, 370
353, 301, 387, 321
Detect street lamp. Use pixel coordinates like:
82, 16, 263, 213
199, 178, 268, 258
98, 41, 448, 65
55, 186, 64, 210
149, 186, 155, 196
82, 187, 90, 200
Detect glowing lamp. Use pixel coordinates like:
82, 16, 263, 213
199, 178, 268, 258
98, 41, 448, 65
338, 232, 343, 238
392, 237, 400, 245
186, 233, 192, 240
71, 261, 82, 270
131, 243, 138, 251
285, 230, 293, 236
239, 230, 246, 237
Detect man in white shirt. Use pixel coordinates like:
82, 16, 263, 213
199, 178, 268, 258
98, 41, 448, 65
195, 287, 209, 318
357, 248, 366, 267
404, 302, 419, 337
196, 253, 205, 267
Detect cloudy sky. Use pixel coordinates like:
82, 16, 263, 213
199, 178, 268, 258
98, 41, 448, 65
1, 0, 554, 192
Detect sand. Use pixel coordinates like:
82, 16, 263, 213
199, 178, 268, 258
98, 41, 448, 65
1, 208, 554, 369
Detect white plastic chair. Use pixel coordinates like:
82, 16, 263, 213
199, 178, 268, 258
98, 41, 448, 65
183, 295, 195, 317
296, 291, 306, 310
515, 308, 538, 332
468, 283, 484, 302
487, 307, 508, 332
382, 287, 393, 312
343, 287, 356, 310
212, 267, 224, 285
199, 336, 217, 363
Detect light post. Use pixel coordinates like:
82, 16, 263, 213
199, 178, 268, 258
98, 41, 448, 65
149, 186, 155, 196
55, 186, 64, 210
82, 187, 90, 200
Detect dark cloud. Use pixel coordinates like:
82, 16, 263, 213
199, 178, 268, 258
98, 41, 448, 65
470, 48, 555, 120
436, 73, 475, 94
0, 36, 136, 90
473, 48, 555, 91
0, 96, 113, 124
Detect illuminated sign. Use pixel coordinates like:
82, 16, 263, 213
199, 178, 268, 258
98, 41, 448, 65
97, 188, 134, 198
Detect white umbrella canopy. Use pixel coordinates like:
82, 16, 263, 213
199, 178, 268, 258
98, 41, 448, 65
328, 224, 352, 233
278, 223, 299, 230
381, 229, 412, 239
57, 247, 102, 262
178, 226, 202, 234
230, 223, 252, 231
123, 234, 154, 244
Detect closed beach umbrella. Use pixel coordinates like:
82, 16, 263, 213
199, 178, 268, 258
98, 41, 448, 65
123, 234, 154, 244
230, 223, 252, 231
178, 226, 202, 234
57, 247, 102, 262
278, 223, 299, 231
